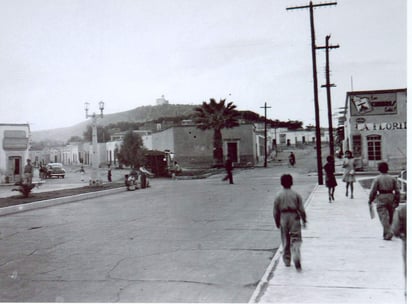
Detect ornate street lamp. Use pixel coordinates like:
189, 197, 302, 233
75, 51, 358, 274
84, 101, 104, 185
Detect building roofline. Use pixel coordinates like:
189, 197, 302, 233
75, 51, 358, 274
0, 123, 30, 127
346, 88, 407, 96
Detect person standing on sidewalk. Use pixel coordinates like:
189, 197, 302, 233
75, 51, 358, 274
342, 150, 355, 198
23, 159, 33, 184
273, 174, 307, 271
323, 155, 337, 203
368, 162, 400, 240
222, 156, 234, 184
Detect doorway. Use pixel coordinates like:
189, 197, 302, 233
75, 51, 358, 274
8, 156, 22, 181
226, 142, 238, 163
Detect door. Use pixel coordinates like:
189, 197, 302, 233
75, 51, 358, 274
8, 156, 22, 181
227, 142, 238, 163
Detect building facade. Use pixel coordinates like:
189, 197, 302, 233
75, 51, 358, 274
150, 124, 257, 167
342, 88, 406, 171
0, 123, 31, 183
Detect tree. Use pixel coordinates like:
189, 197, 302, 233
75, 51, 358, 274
83, 125, 111, 143
193, 98, 240, 166
117, 131, 147, 168
67, 136, 83, 144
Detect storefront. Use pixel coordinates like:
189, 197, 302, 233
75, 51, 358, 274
0, 123, 31, 183
342, 88, 406, 171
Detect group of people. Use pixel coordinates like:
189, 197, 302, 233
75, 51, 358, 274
272, 150, 406, 277
323, 150, 356, 203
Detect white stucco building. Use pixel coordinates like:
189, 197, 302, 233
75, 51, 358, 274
341, 88, 406, 171
0, 123, 31, 183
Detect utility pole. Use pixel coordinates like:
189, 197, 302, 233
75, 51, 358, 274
286, 1, 337, 185
260, 102, 271, 168
318, 35, 339, 162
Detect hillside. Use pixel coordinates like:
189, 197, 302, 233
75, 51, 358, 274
31, 104, 197, 143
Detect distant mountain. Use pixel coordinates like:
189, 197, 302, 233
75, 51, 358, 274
31, 104, 198, 143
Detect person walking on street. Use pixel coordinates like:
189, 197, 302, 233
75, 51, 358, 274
288, 152, 296, 167
80, 165, 85, 182
107, 166, 112, 182
342, 150, 355, 198
273, 174, 307, 271
323, 155, 337, 203
222, 156, 234, 184
368, 162, 400, 240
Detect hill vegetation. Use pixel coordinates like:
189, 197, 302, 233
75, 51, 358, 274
30, 103, 303, 145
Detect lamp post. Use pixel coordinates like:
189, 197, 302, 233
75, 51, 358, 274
84, 101, 104, 185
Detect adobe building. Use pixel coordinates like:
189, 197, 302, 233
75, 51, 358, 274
0, 123, 31, 183
342, 88, 406, 171
151, 124, 257, 167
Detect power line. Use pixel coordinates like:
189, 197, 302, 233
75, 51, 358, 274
286, 1, 337, 185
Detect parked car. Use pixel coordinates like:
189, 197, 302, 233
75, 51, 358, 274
46, 163, 66, 178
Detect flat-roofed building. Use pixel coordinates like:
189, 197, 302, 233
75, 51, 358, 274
341, 88, 406, 171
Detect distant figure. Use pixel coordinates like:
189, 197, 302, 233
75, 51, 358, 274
80, 165, 85, 182
323, 155, 337, 203
273, 174, 307, 271
342, 150, 355, 198
288, 152, 296, 167
369, 162, 400, 240
107, 166, 112, 182
392, 204, 407, 291
39, 164, 47, 179
23, 159, 33, 184
172, 161, 182, 180
222, 156, 234, 184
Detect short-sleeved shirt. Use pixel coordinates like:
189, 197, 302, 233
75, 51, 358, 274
273, 188, 306, 227
369, 173, 400, 205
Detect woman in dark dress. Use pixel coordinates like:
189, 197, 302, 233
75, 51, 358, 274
324, 155, 337, 203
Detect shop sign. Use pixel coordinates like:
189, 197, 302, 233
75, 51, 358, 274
356, 121, 407, 131
350, 92, 397, 116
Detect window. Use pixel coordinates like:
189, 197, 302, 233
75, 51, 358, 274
367, 135, 382, 161
352, 135, 362, 157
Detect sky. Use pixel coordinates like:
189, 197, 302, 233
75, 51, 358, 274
0, 0, 407, 131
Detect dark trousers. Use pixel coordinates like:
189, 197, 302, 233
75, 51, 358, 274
223, 170, 233, 184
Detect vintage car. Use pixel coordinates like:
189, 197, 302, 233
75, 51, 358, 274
46, 163, 66, 178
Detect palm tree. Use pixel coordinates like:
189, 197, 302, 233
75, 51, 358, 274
193, 98, 240, 167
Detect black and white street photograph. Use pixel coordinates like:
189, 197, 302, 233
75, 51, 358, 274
0, 0, 407, 303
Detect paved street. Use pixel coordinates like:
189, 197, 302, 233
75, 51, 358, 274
0, 165, 316, 302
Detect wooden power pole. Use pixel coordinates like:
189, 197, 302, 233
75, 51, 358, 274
260, 102, 271, 168
286, 1, 337, 185
318, 35, 339, 162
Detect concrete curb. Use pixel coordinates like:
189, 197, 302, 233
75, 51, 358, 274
0, 187, 126, 216
248, 184, 319, 303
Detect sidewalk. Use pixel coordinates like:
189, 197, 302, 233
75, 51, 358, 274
250, 181, 405, 304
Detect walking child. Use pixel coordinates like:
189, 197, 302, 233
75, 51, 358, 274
273, 174, 307, 271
